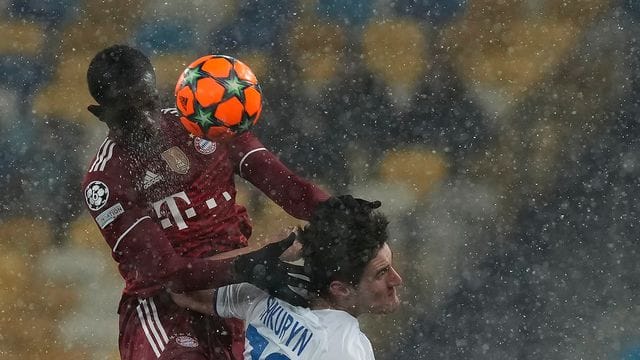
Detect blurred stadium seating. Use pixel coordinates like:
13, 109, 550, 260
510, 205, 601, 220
4, 0, 640, 359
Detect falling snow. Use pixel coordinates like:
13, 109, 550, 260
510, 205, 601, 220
1, 1, 640, 359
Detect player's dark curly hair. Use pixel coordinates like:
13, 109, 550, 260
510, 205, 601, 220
298, 196, 388, 297
87, 44, 157, 107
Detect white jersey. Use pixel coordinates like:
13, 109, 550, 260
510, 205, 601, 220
216, 283, 375, 360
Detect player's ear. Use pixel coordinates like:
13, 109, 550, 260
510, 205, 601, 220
88, 105, 104, 119
329, 280, 354, 300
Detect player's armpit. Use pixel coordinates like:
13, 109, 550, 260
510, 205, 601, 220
169, 289, 216, 315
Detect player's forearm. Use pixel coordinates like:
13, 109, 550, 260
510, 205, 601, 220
158, 256, 236, 292
116, 222, 237, 291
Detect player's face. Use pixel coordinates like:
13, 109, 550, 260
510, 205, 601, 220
114, 70, 161, 140
352, 243, 402, 315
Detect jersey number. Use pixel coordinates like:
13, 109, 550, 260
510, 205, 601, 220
246, 325, 290, 360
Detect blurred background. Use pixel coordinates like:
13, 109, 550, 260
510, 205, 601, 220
1, 0, 640, 359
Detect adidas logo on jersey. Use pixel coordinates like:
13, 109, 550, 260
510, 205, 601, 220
143, 171, 163, 189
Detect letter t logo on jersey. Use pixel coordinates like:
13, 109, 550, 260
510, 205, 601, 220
152, 191, 196, 230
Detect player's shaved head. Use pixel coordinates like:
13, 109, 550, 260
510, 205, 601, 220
86, 45, 162, 145
87, 44, 157, 107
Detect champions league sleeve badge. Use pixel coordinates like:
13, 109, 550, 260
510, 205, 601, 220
85, 180, 110, 211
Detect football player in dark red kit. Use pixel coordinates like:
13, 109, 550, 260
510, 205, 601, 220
82, 45, 333, 360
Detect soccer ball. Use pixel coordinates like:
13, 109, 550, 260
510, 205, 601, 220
175, 55, 262, 139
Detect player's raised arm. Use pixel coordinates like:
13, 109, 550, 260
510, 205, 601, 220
229, 131, 331, 220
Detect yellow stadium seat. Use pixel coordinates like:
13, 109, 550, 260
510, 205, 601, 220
58, 22, 129, 54
378, 147, 447, 197
232, 50, 271, 81
0, 253, 33, 309
68, 213, 104, 249
362, 17, 430, 89
83, 0, 147, 26
32, 52, 96, 122
441, 0, 584, 101
0, 21, 46, 56
545, 0, 610, 24
0, 251, 76, 355
288, 19, 347, 86
0, 217, 53, 254
152, 52, 199, 92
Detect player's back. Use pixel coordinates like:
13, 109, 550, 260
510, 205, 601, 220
216, 283, 375, 360
312, 309, 375, 359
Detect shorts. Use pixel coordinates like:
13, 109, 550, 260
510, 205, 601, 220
118, 292, 244, 360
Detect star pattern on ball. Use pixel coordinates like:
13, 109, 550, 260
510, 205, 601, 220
182, 65, 206, 88
218, 69, 253, 102
193, 107, 216, 129
236, 115, 253, 132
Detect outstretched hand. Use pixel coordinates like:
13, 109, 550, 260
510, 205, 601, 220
233, 233, 310, 307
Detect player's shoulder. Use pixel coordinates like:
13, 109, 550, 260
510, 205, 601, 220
82, 137, 133, 207
317, 310, 374, 359
327, 331, 374, 360
82, 137, 136, 214
83, 137, 125, 179
219, 283, 269, 307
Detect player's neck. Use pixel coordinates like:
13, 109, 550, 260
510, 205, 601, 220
310, 298, 360, 317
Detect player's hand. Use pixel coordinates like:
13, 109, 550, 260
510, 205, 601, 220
233, 233, 310, 307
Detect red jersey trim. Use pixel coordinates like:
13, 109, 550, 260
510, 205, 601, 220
136, 297, 170, 357
113, 216, 151, 252
90, 138, 116, 172
89, 138, 109, 171
238, 147, 266, 178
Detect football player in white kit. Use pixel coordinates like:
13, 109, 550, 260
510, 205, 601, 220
171, 195, 403, 359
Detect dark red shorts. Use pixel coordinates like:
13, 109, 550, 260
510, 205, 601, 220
118, 293, 244, 360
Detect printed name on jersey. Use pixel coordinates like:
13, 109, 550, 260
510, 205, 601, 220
89, 138, 115, 172
258, 297, 314, 356
85, 181, 110, 211
161, 147, 190, 174
193, 137, 217, 155
96, 203, 125, 229
143, 170, 164, 189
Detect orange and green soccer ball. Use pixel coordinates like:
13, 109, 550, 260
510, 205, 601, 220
175, 55, 262, 140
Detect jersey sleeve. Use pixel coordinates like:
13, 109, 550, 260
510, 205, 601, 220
215, 283, 268, 320
228, 131, 331, 220
82, 159, 236, 293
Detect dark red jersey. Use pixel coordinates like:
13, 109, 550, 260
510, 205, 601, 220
82, 108, 329, 301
